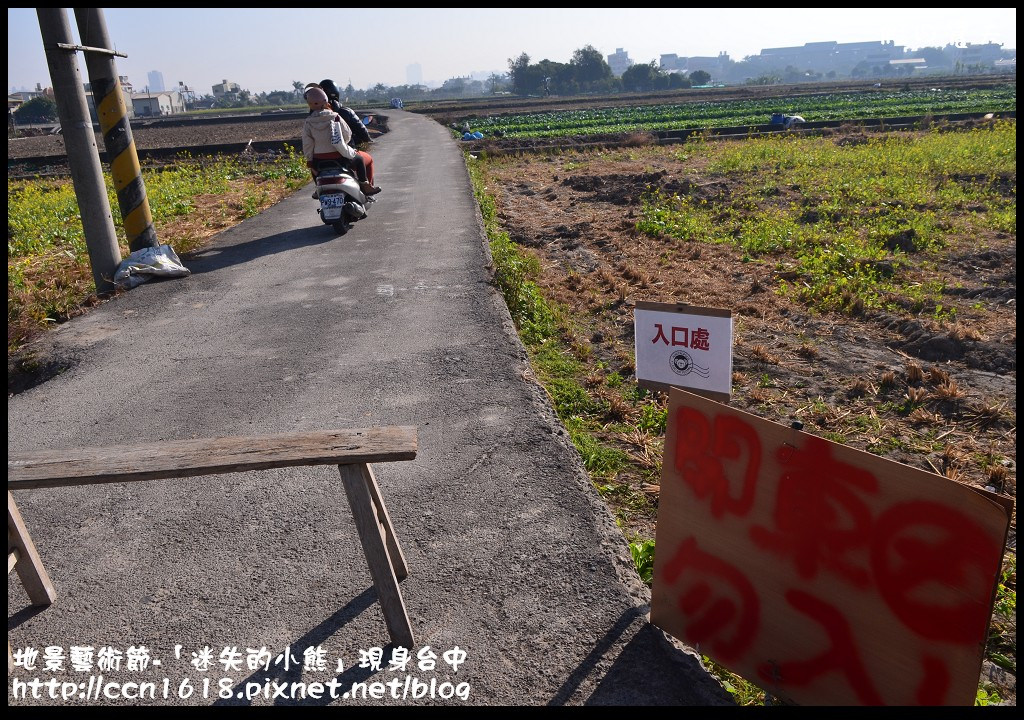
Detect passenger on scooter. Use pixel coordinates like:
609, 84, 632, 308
317, 78, 377, 187
301, 86, 381, 198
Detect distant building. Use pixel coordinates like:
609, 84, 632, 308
8, 84, 47, 109
116, 75, 134, 96
760, 41, 837, 70
664, 37, 1012, 84
888, 58, 928, 74
132, 90, 185, 116
687, 52, 731, 77
756, 40, 903, 74
951, 42, 1005, 67
147, 70, 165, 93
607, 48, 633, 77
212, 79, 241, 100
660, 51, 731, 78
660, 54, 686, 73
406, 63, 422, 85
839, 40, 905, 67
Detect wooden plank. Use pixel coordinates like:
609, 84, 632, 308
339, 463, 415, 649
7, 427, 418, 489
8, 492, 57, 606
364, 464, 409, 581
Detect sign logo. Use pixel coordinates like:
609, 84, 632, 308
670, 350, 710, 378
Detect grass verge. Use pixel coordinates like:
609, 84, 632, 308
8, 147, 309, 354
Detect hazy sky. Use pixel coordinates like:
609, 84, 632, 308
8, 8, 1017, 95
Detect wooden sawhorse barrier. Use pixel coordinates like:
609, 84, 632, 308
8, 427, 419, 670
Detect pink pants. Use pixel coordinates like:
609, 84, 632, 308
357, 150, 374, 185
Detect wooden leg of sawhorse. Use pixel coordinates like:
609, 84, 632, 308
338, 463, 415, 649
9, 491, 58, 673
8, 492, 57, 606
363, 464, 409, 581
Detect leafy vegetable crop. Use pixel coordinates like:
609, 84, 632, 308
469, 87, 1016, 139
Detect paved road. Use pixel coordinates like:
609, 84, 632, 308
7, 110, 732, 706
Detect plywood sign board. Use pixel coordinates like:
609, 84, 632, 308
650, 388, 1012, 707
634, 301, 732, 402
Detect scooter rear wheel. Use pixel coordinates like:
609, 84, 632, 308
332, 221, 350, 236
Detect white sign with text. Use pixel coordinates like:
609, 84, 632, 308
633, 301, 733, 401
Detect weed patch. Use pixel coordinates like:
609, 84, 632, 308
7, 149, 308, 353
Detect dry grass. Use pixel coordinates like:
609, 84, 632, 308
796, 343, 819, 359
927, 366, 952, 386
748, 386, 776, 405
622, 132, 657, 148
602, 392, 632, 423
947, 322, 987, 342
931, 378, 966, 401
968, 401, 1009, 428
988, 463, 1010, 491
848, 377, 874, 398
908, 407, 943, 425
905, 386, 929, 405
906, 361, 925, 384
596, 267, 618, 289
749, 344, 780, 364
618, 262, 650, 286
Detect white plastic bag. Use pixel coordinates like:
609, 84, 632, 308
329, 118, 356, 160
113, 244, 190, 290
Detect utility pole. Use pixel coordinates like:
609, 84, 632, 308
74, 7, 158, 253
37, 7, 121, 294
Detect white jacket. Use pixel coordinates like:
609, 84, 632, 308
302, 109, 356, 163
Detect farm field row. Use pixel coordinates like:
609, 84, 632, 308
464, 86, 1017, 139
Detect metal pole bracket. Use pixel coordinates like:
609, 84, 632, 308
55, 42, 127, 58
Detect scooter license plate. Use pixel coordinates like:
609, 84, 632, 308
320, 193, 344, 209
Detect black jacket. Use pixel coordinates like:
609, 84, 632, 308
329, 99, 372, 146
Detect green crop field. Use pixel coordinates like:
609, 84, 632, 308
466, 86, 1016, 139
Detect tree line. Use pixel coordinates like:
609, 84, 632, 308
13, 40, 1010, 125
506, 45, 705, 95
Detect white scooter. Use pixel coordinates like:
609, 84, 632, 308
314, 159, 371, 235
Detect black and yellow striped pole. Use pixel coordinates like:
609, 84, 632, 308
74, 8, 158, 253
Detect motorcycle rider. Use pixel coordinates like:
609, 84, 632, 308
302, 86, 380, 198
318, 78, 377, 187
